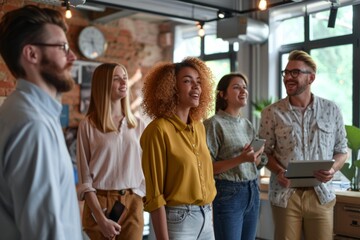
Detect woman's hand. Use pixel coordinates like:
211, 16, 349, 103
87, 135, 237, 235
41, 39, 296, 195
239, 143, 257, 163
98, 217, 121, 239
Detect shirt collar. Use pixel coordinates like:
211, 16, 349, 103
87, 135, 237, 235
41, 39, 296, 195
285, 94, 316, 111
217, 109, 242, 121
166, 114, 194, 132
17, 79, 62, 116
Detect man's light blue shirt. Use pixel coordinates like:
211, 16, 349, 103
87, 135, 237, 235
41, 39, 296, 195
0, 80, 82, 239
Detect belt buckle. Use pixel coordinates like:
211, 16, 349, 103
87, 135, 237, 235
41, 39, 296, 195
119, 189, 126, 195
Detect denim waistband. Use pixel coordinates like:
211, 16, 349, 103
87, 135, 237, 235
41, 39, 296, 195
165, 204, 211, 212
215, 178, 258, 187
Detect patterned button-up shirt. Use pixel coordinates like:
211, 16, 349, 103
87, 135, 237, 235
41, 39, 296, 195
259, 95, 347, 207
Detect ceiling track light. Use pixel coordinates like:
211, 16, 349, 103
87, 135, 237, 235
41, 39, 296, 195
217, 10, 225, 19
258, 0, 267, 11
217, 10, 233, 19
327, 3, 338, 28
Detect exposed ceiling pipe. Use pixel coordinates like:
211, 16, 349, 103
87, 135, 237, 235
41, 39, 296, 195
86, 0, 216, 22
86, 0, 297, 23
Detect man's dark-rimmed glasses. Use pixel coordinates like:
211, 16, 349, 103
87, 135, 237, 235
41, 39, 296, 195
281, 69, 312, 78
31, 42, 70, 55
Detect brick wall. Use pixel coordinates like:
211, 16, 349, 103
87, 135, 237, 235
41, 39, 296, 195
0, 0, 174, 127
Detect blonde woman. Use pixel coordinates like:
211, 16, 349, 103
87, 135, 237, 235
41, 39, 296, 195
77, 63, 146, 240
141, 57, 217, 240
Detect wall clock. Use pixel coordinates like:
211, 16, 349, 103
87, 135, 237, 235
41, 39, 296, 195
78, 26, 107, 59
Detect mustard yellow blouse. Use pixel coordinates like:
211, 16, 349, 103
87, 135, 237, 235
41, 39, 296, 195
140, 114, 216, 212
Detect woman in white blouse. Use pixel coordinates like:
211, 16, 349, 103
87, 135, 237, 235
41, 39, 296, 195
76, 63, 146, 240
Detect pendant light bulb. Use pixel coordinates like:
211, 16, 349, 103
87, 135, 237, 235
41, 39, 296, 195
65, 9, 72, 18
65, 1, 72, 19
198, 28, 205, 37
258, 0, 267, 11
197, 22, 205, 37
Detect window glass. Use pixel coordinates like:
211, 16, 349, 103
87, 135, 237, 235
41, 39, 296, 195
233, 42, 239, 52
205, 59, 231, 117
204, 34, 229, 55
309, 6, 353, 40
174, 36, 200, 62
278, 16, 304, 45
280, 53, 289, 98
310, 45, 353, 125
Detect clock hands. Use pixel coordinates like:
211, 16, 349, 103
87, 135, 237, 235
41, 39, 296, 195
78, 26, 106, 59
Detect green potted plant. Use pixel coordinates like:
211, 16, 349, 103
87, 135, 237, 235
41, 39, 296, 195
340, 125, 360, 191
252, 97, 275, 119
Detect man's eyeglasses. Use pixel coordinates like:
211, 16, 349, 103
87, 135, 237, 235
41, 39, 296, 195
32, 43, 70, 55
281, 69, 312, 78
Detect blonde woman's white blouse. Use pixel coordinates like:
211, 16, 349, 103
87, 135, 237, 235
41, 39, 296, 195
76, 116, 146, 200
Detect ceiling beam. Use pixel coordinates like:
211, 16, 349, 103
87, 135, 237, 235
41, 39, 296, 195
86, 0, 298, 23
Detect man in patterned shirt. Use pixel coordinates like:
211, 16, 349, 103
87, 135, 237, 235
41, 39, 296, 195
259, 50, 348, 240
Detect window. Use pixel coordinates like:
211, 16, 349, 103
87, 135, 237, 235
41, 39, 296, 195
278, 16, 304, 45
311, 45, 353, 124
205, 58, 231, 117
277, 4, 358, 127
174, 35, 200, 62
204, 35, 229, 55
309, 6, 353, 40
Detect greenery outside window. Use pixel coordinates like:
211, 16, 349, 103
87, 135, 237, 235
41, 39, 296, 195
309, 6, 353, 41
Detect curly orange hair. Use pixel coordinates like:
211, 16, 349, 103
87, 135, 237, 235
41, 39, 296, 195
142, 57, 215, 121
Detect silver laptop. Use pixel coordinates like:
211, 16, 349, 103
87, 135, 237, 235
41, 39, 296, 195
285, 160, 335, 187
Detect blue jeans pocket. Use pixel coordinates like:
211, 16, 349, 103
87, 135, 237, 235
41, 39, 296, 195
215, 185, 237, 202
166, 208, 188, 224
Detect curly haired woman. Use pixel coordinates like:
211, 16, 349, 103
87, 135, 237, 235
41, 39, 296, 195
140, 57, 217, 240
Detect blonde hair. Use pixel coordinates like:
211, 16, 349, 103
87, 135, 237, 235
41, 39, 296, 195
142, 57, 214, 121
288, 50, 317, 73
87, 63, 137, 132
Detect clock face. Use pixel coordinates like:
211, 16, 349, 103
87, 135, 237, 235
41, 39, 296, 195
78, 26, 107, 59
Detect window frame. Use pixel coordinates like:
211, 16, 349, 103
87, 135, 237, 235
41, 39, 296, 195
277, 4, 360, 127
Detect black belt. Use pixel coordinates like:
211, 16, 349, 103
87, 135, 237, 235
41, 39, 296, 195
96, 189, 132, 196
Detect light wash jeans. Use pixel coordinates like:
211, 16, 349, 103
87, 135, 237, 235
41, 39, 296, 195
213, 179, 260, 240
147, 204, 215, 240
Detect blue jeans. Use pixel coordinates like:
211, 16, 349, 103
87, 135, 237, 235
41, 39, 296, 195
213, 179, 260, 240
148, 204, 215, 240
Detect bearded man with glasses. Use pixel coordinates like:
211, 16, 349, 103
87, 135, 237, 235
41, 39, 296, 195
259, 50, 348, 240
0, 5, 82, 240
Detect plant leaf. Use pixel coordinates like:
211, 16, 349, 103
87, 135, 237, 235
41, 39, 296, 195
345, 125, 360, 152
354, 159, 360, 168
340, 162, 355, 182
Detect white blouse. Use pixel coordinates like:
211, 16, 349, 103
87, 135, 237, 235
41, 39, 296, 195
76, 116, 146, 200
